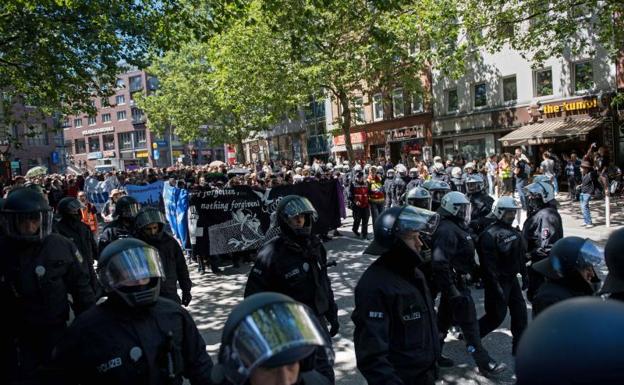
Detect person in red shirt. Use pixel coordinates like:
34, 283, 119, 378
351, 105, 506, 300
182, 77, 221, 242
350, 171, 370, 239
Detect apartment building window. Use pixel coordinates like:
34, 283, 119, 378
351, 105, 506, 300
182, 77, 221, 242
117, 110, 127, 120
102, 113, 111, 123
474, 83, 487, 108
574, 61, 594, 92
116, 94, 126, 105
373, 93, 384, 121
88, 136, 100, 152
135, 130, 147, 148
503, 75, 517, 102
534, 68, 553, 97
88, 116, 97, 125
147, 76, 159, 91
116, 78, 125, 89
65, 140, 73, 155
101, 97, 110, 108
131, 108, 144, 123
447, 88, 458, 112
411, 93, 423, 113
61, 119, 71, 128
25, 125, 48, 146
74, 118, 83, 128
129, 75, 143, 92
353, 96, 365, 124
103, 134, 115, 150
75, 138, 86, 154
392, 89, 405, 118
118, 132, 133, 150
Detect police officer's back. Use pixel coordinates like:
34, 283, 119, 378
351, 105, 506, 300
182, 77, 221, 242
213, 292, 332, 385
353, 206, 441, 385
98, 195, 141, 253
465, 174, 494, 236
531, 236, 603, 318
599, 228, 624, 301
54, 197, 99, 290
0, 188, 95, 385
135, 207, 193, 306
244, 195, 338, 383
522, 181, 563, 301
383, 169, 395, 208
45, 238, 213, 385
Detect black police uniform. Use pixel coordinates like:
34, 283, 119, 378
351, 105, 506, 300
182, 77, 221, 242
245, 235, 338, 383
432, 213, 493, 367
99, 219, 133, 253
468, 191, 495, 236
0, 233, 95, 384
383, 175, 395, 208
450, 176, 465, 193
392, 175, 408, 207
405, 178, 423, 193
477, 221, 528, 353
45, 297, 213, 385
522, 202, 563, 302
532, 276, 595, 318
54, 217, 99, 290
138, 231, 192, 304
353, 245, 439, 385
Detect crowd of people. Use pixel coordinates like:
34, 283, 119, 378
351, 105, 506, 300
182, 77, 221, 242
1, 141, 624, 385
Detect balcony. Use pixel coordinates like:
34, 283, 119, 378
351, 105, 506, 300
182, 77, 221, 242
132, 117, 146, 125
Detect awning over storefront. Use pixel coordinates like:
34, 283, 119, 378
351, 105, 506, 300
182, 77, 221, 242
331, 144, 365, 153
498, 117, 603, 147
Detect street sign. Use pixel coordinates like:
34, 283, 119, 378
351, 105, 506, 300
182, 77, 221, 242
155, 140, 168, 147
153, 149, 160, 160
50, 151, 59, 164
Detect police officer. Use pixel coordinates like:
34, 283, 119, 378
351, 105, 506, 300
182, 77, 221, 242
430, 162, 449, 183
134, 207, 193, 306
422, 179, 451, 211
98, 195, 141, 253
392, 165, 408, 208
44, 238, 213, 385
477, 197, 528, 355
405, 167, 423, 192
0, 188, 95, 385
450, 167, 465, 193
212, 292, 333, 385
54, 197, 99, 291
531, 236, 603, 317
465, 174, 495, 236
383, 169, 395, 208
516, 297, 624, 385
599, 227, 624, 301
354, 206, 441, 384
244, 195, 338, 384
432, 191, 505, 375
522, 180, 563, 302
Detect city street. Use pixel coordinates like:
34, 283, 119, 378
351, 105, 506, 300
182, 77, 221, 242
186, 196, 621, 385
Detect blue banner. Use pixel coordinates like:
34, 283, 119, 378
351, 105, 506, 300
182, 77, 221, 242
125, 180, 164, 208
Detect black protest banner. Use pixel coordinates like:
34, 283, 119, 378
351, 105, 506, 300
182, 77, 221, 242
189, 180, 342, 256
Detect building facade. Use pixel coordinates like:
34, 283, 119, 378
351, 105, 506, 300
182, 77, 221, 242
431, 40, 618, 164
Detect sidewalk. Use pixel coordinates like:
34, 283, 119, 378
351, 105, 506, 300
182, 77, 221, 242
556, 194, 623, 241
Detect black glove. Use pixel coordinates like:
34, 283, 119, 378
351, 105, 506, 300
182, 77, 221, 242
329, 319, 340, 337
182, 291, 192, 307
521, 275, 529, 291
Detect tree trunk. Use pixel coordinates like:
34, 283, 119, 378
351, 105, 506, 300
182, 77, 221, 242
235, 129, 245, 164
338, 90, 354, 163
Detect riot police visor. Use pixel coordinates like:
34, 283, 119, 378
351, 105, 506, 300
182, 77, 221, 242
577, 239, 604, 269
455, 203, 472, 226
465, 181, 483, 194
431, 190, 448, 203
224, 302, 331, 385
100, 246, 164, 290
1, 210, 54, 241
396, 206, 440, 236
407, 197, 432, 210
118, 203, 141, 219
278, 198, 318, 222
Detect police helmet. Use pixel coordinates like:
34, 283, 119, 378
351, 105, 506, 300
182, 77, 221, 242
439, 191, 471, 225
516, 297, 624, 385
113, 195, 141, 220
524, 180, 555, 208
405, 187, 432, 210
451, 167, 462, 179
464, 162, 475, 172
386, 168, 395, 177
395, 164, 407, 175
422, 180, 451, 209
57, 197, 84, 220
364, 206, 439, 256
465, 174, 485, 194
213, 292, 332, 385
532, 236, 603, 281
490, 196, 521, 225
135, 207, 167, 241
1, 187, 53, 241
409, 167, 419, 178
432, 162, 446, 173
353, 164, 362, 172
599, 228, 624, 295
98, 238, 165, 308
276, 195, 318, 237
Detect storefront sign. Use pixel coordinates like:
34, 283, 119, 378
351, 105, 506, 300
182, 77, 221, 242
83, 126, 114, 136
333, 132, 366, 146
543, 98, 598, 115
387, 125, 425, 142
172, 150, 183, 157
103, 150, 116, 158
527, 138, 556, 145
135, 150, 149, 158
155, 140, 168, 147
88, 151, 103, 160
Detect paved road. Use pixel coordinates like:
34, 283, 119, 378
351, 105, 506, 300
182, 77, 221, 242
185, 197, 621, 384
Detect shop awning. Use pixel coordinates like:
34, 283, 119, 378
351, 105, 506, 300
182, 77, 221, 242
499, 117, 603, 147
331, 144, 365, 152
